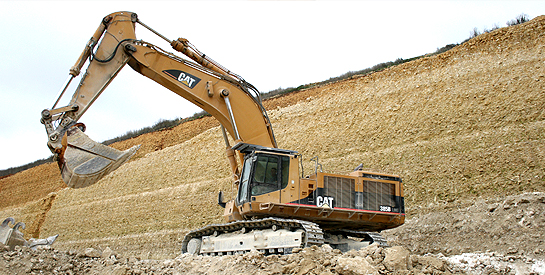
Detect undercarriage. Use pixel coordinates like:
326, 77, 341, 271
181, 217, 387, 256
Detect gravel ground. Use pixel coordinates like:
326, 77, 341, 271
0, 243, 461, 275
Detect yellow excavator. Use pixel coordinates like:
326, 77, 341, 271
41, 11, 405, 255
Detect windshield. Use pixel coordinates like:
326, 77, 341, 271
236, 157, 254, 205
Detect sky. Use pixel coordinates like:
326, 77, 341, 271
1, 0, 544, 170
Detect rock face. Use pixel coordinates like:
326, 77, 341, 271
0, 14, 545, 274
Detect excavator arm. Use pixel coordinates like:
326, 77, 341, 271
41, 11, 276, 188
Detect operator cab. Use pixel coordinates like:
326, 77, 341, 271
233, 144, 298, 206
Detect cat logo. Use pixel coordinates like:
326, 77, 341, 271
317, 196, 334, 208
162, 70, 201, 89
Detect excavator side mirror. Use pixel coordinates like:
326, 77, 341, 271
218, 191, 226, 208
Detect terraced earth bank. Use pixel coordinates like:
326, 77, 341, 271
1, 16, 545, 274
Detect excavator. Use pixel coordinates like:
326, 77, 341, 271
41, 11, 405, 255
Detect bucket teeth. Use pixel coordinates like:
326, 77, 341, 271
13, 222, 25, 231
58, 126, 140, 188
1, 217, 14, 227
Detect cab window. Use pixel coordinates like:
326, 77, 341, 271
251, 155, 279, 196
281, 156, 290, 189
251, 155, 290, 196
237, 157, 254, 205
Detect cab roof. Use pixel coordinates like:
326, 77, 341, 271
232, 142, 298, 155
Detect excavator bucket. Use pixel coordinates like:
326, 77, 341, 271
58, 125, 140, 188
1, 217, 59, 250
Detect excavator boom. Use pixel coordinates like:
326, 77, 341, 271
41, 11, 275, 187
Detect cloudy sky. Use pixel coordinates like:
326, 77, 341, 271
1, 0, 544, 170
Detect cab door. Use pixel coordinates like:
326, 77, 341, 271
250, 154, 279, 197
236, 153, 290, 206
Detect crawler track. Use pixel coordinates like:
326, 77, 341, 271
181, 217, 324, 255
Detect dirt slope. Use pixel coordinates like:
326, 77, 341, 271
0, 15, 544, 272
